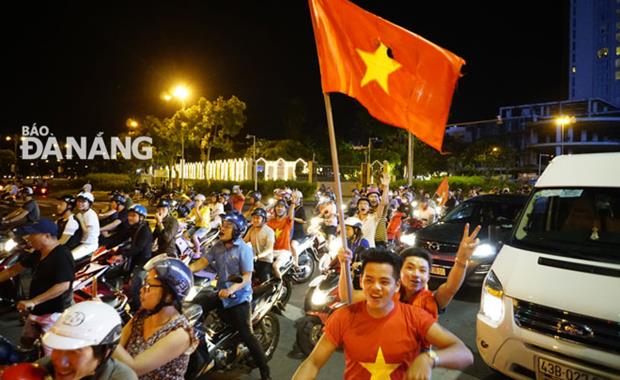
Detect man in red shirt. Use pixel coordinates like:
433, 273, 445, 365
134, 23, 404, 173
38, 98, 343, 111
293, 249, 473, 380
230, 185, 246, 212
266, 193, 297, 279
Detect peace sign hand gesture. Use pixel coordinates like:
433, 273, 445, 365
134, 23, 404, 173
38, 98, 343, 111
455, 223, 482, 264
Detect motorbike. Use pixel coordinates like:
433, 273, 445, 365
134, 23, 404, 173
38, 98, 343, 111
173, 221, 220, 264
295, 265, 348, 356
183, 275, 282, 379
0, 234, 27, 309
72, 244, 132, 322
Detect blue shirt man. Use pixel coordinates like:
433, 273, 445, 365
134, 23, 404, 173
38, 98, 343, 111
204, 238, 254, 308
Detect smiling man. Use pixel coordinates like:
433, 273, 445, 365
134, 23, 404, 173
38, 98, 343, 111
293, 248, 473, 380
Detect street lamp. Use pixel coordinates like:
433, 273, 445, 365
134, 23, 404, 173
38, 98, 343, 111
554, 115, 576, 155
163, 84, 191, 189
246, 134, 257, 192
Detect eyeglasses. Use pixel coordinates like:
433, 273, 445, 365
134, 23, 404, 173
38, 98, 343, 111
142, 282, 164, 292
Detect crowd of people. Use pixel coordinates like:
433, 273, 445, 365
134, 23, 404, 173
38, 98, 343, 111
0, 178, 523, 379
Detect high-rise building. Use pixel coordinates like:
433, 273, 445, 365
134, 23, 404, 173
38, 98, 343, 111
569, 0, 620, 106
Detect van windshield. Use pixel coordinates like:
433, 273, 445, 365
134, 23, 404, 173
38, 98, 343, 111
513, 188, 620, 264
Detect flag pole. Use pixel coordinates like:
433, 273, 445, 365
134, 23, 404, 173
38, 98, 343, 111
407, 132, 414, 187
322, 93, 353, 304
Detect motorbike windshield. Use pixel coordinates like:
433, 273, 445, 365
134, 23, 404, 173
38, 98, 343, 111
513, 188, 620, 264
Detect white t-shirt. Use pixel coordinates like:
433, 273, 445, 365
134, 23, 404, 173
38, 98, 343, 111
78, 208, 100, 245
61, 215, 79, 237
359, 213, 378, 248
416, 207, 436, 227
244, 224, 275, 263
209, 202, 225, 225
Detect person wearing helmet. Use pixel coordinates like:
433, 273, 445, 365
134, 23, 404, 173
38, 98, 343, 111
317, 194, 338, 241
99, 194, 129, 246
152, 199, 179, 257
243, 191, 265, 220
230, 185, 245, 213
71, 192, 100, 262
220, 188, 233, 213
55, 194, 82, 250
0, 219, 75, 352
244, 208, 275, 283
344, 217, 369, 262
267, 192, 298, 279
36, 301, 138, 380
1, 186, 40, 225
355, 173, 390, 248
187, 193, 210, 256
112, 204, 152, 311
113, 257, 197, 379
190, 211, 271, 380
290, 190, 307, 269
207, 192, 225, 229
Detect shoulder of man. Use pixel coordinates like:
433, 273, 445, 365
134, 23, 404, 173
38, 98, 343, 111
103, 358, 139, 380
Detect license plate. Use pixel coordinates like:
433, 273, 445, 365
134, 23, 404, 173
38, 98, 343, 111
430, 266, 446, 276
536, 357, 602, 380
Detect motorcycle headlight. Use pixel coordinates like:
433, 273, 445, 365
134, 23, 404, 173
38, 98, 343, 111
3, 238, 17, 253
311, 289, 332, 306
400, 233, 416, 247
472, 243, 495, 258
480, 270, 504, 324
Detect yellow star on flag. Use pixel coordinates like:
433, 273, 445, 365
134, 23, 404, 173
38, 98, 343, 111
274, 228, 283, 239
359, 347, 400, 380
356, 42, 402, 94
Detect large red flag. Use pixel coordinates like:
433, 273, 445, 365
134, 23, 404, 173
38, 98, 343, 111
308, 0, 465, 151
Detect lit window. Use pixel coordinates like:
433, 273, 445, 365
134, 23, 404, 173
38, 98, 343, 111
617, 46, 620, 55
598, 47, 609, 58
616, 71, 620, 80
572, 66, 577, 73
617, 59, 620, 68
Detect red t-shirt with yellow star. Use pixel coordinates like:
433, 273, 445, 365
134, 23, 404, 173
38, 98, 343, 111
324, 301, 435, 380
267, 216, 293, 251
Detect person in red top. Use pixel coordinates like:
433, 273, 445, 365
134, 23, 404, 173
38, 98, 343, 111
230, 185, 246, 212
266, 194, 297, 279
338, 223, 482, 321
293, 249, 473, 380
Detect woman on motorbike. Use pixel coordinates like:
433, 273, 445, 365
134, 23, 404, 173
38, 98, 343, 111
344, 217, 369, 263
113, 257, 197, 379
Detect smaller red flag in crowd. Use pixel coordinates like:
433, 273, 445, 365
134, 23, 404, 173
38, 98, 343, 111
435, 177, 449, 206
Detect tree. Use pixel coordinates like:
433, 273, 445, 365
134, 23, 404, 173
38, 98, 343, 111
184, 96, 246, 162
248, 139, 313, 161
0, 149, 15, 174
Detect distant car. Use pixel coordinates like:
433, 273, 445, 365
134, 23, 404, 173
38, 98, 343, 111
412, 194, 527, 286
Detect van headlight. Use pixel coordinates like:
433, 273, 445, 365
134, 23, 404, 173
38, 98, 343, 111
472, 243, 495, 258
400, 233, 416, 247
480, 270, 504, 324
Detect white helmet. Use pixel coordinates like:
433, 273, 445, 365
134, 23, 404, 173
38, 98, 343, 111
42, 301, 122, 350
77, 191, 94, 204
344, 217, 363, 229
194, 194, 206, 202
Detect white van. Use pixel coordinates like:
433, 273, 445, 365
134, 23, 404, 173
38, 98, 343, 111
476, 153, 620, 380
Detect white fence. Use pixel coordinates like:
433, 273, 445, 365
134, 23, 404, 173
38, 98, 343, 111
151, 157, 308, 181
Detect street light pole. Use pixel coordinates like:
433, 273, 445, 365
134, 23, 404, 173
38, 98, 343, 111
180, 100, 185, 191
246, 134, 257, 191
555, 115, 575, 156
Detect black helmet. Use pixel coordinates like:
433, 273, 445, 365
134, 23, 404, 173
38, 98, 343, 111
157, 199, 171, 208
251, 208, 268, 222
57, 194, 76, 210
223, 211, 247, 240
250, 191, 262, 201
110, 193, 126, 205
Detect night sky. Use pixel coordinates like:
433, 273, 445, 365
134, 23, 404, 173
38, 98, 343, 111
1, 1, 569, 142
